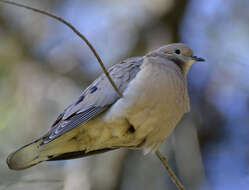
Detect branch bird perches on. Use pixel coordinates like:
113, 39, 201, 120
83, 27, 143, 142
0, 1, 185, 189
156, 150, 185, 190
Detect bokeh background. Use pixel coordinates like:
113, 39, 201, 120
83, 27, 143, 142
0, 0, 249, 189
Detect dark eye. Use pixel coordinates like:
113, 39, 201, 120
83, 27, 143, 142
174, 49, 181, 54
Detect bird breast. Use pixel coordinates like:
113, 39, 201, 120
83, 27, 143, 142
103, 57, 189, 149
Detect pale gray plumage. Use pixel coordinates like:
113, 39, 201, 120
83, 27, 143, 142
40, 57, 143, 146
7, 43, 204, 170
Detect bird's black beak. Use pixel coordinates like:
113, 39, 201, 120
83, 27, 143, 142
190, 55, 205, 62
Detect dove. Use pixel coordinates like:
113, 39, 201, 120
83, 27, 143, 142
7, 43, 204, 170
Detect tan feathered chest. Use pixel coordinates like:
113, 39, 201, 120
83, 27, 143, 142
100, 56, 190, 152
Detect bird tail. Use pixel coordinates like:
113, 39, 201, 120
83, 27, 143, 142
6, 137, 79, 170
7, 138, 47, 170
7, 137, 117, 170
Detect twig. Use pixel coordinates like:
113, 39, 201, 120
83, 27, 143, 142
155, 150, 185, 190
0, 0, 123, 97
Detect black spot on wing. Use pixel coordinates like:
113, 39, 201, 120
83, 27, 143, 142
75, 95, 85, 105
89, 86, 97, 94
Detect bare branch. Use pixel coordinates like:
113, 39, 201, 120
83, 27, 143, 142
0, 0, 123, 97
155, 150, 185, 190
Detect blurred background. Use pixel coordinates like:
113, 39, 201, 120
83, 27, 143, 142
0, 0, 249, 189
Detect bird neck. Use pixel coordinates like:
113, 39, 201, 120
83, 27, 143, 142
181, 60, 195, 77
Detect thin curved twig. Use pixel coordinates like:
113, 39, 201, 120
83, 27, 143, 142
155, 150, 185, 190
0, 0, 123, 97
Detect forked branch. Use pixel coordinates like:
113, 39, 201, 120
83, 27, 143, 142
0, 0, 122, 97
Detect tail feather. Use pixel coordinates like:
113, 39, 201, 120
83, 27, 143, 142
7, 139, 46, 170
6, 137, 80, 170
7, 137, 118, 170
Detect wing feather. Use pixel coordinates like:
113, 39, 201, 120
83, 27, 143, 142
40, 56, 143, 146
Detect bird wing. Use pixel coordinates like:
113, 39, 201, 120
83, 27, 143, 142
40, 57, 143, 146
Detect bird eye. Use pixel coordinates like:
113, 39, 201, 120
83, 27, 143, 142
174, 49, 181, 54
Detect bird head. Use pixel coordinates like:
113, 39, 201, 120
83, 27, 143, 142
147, 43, 205, 75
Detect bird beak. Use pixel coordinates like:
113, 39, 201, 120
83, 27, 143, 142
190, 55, 205, 62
